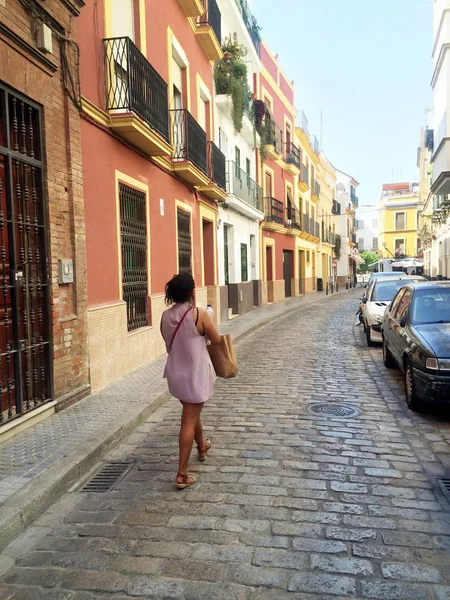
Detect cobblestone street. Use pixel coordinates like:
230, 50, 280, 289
1, 291, 450, 600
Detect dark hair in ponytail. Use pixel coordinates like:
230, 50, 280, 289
165, 273, 195, 305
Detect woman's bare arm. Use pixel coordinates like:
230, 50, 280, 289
199, 309, 221, 343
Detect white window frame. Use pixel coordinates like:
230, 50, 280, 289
394, 237, 406, 255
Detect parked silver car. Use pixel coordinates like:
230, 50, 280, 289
362, 276, 426, 346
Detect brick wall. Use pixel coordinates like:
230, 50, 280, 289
0, 0, 90, 405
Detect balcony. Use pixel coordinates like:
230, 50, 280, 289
332, 200, 341, 215
314, 221, 320, 239
197, 142, 227, 200
264, 118, 283, 161
311, 180, 321, 201
322, 228, 335, 245
350, 187, 358, 207
283, 142, 300, 176
264, 196, 284, 225
171, 108, 209, 185
103, 37, 172, 156
195, 0, 222, 61
286, 204, 301, 230
299, 163, 310, 192
301, 215, 320, 239
302, 213, 311, 234
177, 0, 204, 17
312, 135, 320, 155
226, 161, 263, 217
233, 0, 261, 55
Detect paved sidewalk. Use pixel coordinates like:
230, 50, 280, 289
0, 287, 357, 550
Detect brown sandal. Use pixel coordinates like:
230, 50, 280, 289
176, 472, 196, 489
197, 439, 211, 462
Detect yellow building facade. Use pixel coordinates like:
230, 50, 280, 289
378, 183, 420, 259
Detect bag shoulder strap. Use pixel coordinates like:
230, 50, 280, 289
168, 306, 192, 352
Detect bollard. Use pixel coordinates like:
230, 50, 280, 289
336, 282, 339, 292
326, 283, 329, 296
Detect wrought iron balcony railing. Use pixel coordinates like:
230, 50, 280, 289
199, 0, 221, 44
265, 117, 283, 154
313, 180, 321, 197
103, 37, 170, 142
300, 110, 309, 134
332, 200, 341, 215
302, 213, 311, 234
227, 162, 263, 211
208, 142, 226, 190
314, 221, 320, 238
300, 164, 309, 186
264, 196, 284, 224
312, 135, 320, 155
285, 142, 300, 169
322, 227, 335, 244
286, 205, 301, 230
171, 108, 208, 175
234, 0, 261, 55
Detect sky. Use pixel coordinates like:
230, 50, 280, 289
252, 0, 433, 208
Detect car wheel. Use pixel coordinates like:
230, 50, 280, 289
405, 362, 423, 411
382, 339, 396, 368
366, 325, 375, 347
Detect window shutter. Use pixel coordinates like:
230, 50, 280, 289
112, 0, 135, 40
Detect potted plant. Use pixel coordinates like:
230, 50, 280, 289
214, 34, 251, 134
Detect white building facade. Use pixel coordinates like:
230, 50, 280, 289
214, 0, 264, 321
355, 208, 379, 254
428, 0, 450, 278
335, 170, 359, 286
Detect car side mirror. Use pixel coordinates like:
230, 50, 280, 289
362, 298, 367, 304
400, 315, 407, 327
364, 284, 368, 288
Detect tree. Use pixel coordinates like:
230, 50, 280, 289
357, 250, 379, 273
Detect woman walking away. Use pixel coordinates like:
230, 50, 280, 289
161, 273, 221, 489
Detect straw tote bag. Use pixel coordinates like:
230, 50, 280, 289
207, 335, 238, 379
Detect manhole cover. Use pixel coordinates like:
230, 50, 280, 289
305, 403, 361, 419
437, 478, 450, 504
78, 461, 134, 493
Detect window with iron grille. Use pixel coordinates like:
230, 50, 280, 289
119, 183, 148, 332
177, 208, 192, 274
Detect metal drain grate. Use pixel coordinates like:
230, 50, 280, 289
79, 461, 134, 493
305, 403, 361, 419
437, 478, 450, 504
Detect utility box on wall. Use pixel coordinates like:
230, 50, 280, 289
58, 259, 74, 284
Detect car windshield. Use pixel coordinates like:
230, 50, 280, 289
371, 279, 417, 302
411, 288, 450, 324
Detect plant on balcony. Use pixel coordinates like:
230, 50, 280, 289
334, 234, 341, 260
214, 34, 250, 134
253, 100, 274, 164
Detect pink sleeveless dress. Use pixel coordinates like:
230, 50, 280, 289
161, 303, 216, 403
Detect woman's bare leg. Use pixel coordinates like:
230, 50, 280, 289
194, 415, 204, 449
177, 402, 204, 483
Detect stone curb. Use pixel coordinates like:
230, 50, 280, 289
0, 287, 356, 551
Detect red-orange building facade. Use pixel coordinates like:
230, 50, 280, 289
78, 0, 227, 389
258, 44, 301, 304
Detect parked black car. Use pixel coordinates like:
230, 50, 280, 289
381, 282, 450, 410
